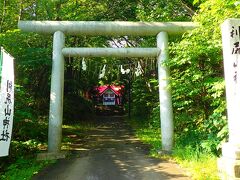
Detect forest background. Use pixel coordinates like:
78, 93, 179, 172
0, 0, 240, 179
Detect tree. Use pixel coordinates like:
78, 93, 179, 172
169, 0, 240, 153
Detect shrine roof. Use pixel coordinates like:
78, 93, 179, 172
96, 85, 124, 96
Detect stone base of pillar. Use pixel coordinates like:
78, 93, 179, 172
36, 151, 68, 161
218, 143, 240, 179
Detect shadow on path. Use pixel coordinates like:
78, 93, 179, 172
33, 116, 190, 180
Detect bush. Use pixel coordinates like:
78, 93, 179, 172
63, 94, 95, 123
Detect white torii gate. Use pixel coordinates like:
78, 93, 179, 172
18, 21, 197, 155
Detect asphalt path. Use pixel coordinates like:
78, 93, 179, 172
33, 116, 190, 180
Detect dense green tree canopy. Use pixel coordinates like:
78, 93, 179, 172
0, 0, 239, 155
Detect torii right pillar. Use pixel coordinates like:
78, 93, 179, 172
219, 18, 240, 180
157, 32, 174, 152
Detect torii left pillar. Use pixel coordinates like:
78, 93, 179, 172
48, 31, 65, 154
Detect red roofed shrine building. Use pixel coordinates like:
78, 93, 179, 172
93, 85, 124, 106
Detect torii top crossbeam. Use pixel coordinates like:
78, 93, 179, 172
18, 21, 197, 36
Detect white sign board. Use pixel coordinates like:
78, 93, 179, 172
103, 98, 115, 105
222, 19, 240, 144
103, 89, 116, 106
0, 48, 14, 157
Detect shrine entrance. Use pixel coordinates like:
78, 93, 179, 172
18, 21, 197, 155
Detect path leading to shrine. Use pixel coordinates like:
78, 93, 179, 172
33, 116, 190, 180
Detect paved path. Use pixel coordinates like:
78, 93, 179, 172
33, 117, 190, 180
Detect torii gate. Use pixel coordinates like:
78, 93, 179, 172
18, 21, 197, 155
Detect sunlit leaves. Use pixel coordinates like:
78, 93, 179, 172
166, 0, 240, 154
136, 0, 192, 21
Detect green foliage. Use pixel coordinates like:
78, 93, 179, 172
14, 85, 36, 122
136, 0, 193, 21
129, 118, 161, 156
131, 77, 158, 118
63, 94, 95, 123
14, 85, 48, 142
167, 0, 240, 154
1, 86, 48, 178
1, 157, 54, 180
0, 138, 48, 179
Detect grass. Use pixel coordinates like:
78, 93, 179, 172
173, 146, 219, 180
129, 118, 219, 180
1, 158, 55, 180
0, 139, 55, 180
